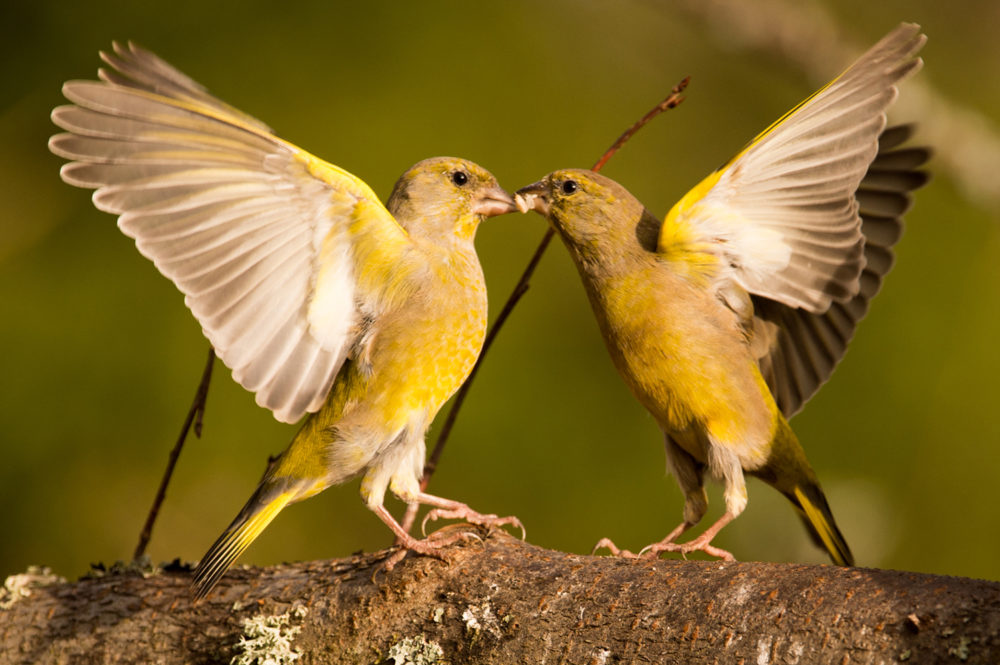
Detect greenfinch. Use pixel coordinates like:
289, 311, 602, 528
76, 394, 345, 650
515, 23, 929, 564
49, 42, 519, 597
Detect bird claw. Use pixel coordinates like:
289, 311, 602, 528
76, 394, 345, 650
594, 534, 736, 562
592, 537, 638, 558
421, 506, 526, 541
382, 528, 482, 572
640, 537, 736, 562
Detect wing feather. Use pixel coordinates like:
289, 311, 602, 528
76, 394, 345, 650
662, 23, 925, 313
754, 125, 930, 415
50, 42, 409, 423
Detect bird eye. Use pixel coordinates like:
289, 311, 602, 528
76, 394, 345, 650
451, 170, 469, 187
561, 180, 579, 195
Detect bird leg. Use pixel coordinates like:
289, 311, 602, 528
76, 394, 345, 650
373, 504, 482, 570
417, 492, 526, 540
633, 520, 697, 556
642, 511, 737, 561
592, 519, 694, 558
592, 537, 637, 557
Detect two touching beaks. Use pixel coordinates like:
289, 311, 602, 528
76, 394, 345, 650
469, 173, 551, 217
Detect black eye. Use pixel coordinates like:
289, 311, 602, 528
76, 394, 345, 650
561, 180, 578, 195
451, 170, 469, 187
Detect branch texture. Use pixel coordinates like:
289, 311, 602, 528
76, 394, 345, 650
2, 531, 997, 664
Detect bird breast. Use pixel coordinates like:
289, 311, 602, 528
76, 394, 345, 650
367, 246, 488, 421
582, 262, 776, 463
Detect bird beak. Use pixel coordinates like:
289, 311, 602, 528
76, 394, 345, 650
473, 186, 518, 218
514, 182, 549, 216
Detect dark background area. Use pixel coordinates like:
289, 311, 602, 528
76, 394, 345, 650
2, 0, 998, 583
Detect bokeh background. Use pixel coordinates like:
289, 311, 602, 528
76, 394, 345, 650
3, 0, 998, 584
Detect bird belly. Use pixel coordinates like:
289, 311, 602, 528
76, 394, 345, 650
591, 272, 775, 467
273, 255, 487, 501
351, 273, 487, 506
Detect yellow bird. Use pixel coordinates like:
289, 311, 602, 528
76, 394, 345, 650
515, 24, 929, 564
48, 42, 519, 597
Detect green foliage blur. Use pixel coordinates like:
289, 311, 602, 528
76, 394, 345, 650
2, 0, 998, 583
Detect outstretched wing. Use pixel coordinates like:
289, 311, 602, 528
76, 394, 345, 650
660, 23, 925, 313
49, 41, 411, 423
755, 125, 930, 416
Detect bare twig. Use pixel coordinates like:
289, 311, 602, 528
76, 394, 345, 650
133, 347, 215, 560
591, 77, 689, 171
425, 232, 551, 480
397, 78, 690, 538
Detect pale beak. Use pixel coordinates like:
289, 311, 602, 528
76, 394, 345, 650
514, 182, 549, 215
473, 186, 518, 218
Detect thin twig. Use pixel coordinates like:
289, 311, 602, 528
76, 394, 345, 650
425, 233, 550, 479
395, 233, 552, 537
591, 77, 690, 172
397, 77, 690, 538
133, 347, 215, 560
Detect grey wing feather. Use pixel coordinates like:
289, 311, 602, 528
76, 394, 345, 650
47, 43, 404, 423
98, 41, 273, 133
756, 124, 931, 416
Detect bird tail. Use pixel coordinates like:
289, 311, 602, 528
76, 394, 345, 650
761, 418, 854, 567
192, 478, 302, 599
784, 482, 854, 567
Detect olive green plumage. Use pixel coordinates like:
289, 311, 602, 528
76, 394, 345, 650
516, 23, 930, 564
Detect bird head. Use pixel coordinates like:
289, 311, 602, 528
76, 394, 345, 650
515, 170, 658, 262
388, 157, 516, 242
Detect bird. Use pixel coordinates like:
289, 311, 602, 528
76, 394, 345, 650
514, 23, 930, 565
48, 42, 520, 598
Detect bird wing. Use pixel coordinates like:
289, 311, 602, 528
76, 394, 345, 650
49, 41, 411, 423
754, 125, 930, 416
659, 23, 925, 313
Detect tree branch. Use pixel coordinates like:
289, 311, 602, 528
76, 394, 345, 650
5, 532, 997, 664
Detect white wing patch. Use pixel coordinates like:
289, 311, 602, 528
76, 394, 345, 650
308, 191, 359, 354
664, 23, 925, 313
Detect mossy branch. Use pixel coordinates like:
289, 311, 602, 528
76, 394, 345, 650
3, 531, 998, 664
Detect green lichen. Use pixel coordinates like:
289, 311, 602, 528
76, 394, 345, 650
84, 555, 160, 579
230, 605, 308, 665
0, 565, 66, 609
384, 636, 444, 665
462, 601, 502, 642
948, 636, 971, 661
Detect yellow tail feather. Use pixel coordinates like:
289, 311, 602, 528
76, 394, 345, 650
792, 485, 854, 567
192, 490, 294, 599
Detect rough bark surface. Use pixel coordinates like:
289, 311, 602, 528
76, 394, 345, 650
2, 530, 998, 664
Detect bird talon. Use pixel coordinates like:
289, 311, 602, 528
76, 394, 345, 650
425, 526, 482, 545
636, 537, 736, 562
385, 528, 480, 572
420, 509, 439, 537
420, 505, 524, 540
592, 537, 637, 558
381, 547, 409, 572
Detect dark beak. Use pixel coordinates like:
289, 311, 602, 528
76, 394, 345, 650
514, 181, 549, 215
473, 185, 518, 218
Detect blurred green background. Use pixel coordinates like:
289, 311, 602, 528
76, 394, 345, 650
2, 0, 998, 584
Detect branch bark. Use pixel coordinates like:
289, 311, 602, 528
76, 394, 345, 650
3, 531, 997, 664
